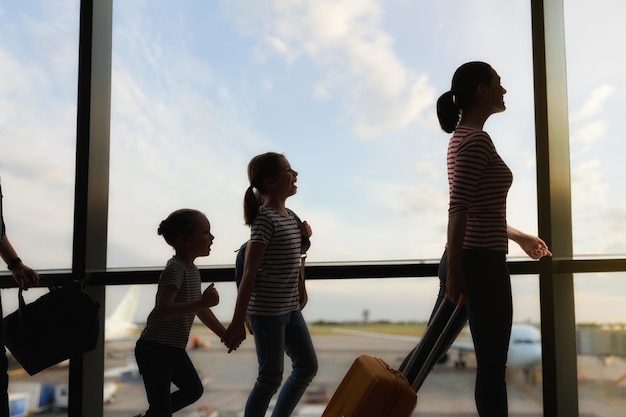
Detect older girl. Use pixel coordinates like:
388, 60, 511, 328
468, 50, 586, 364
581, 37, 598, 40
222, 152, 317, 417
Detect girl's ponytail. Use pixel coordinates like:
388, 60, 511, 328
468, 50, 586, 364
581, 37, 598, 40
243, 185, 260, 226
243, 152, 284, 226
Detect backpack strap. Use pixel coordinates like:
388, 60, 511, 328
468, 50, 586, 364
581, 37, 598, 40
287, 208, 311, 254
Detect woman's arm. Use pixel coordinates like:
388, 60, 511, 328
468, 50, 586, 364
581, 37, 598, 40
0, 235, 39, 289
507, 225, 552, 259
446, 212, 468, 303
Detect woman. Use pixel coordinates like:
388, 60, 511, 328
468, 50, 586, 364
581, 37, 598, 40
412, 62, 552, 416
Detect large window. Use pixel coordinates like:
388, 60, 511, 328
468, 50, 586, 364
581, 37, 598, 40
105, 1, 543, 416
564, 3, 626, 416
7, 0, 626, 416
108, 0, 539, 269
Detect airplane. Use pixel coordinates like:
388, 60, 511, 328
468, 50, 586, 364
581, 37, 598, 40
332, 322, 543, 371
105, 285, 142, 341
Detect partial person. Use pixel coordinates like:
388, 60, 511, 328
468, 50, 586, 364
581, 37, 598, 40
0, 177, 40, 417
403, 61, 552, 417
134, 209, 226, 417
222, 152, 318, 417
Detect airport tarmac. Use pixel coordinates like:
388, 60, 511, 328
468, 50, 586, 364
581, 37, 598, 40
8, 329, 626, 416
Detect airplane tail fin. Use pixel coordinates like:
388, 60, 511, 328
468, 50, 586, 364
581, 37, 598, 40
105, 285, 142, 340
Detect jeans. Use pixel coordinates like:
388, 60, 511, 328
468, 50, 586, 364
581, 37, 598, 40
463, 249, 512, 417
245, 310, 318, 417
135, 339, 203, 417
402, 249, 512, 417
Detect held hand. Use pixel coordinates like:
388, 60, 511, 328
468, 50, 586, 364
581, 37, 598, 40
11, 263, 40, 290
519, 235, 552, 260
201, 283, 220, 307
299, 221, 312, 237
221, 322, 246, 353
445, 267, 466, 305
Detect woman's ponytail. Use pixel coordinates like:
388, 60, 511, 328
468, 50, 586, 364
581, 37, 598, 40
436, 91, 459, 133
437, 61, 494, 134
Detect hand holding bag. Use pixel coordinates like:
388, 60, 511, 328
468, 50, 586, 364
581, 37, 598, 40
2, 278, 100, 375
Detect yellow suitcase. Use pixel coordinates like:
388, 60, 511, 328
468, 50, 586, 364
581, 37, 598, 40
321, 299, 465, 416
321, 354, 417, 417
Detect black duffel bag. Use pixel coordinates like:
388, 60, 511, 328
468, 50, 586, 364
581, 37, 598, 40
3, 278, 100, 375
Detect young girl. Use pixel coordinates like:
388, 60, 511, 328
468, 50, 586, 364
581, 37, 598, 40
222, 152, 318, 417
134, 209, 226, 417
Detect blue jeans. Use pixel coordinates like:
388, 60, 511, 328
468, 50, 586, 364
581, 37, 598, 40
245, 310, 318, 417
135, 339, 203, 417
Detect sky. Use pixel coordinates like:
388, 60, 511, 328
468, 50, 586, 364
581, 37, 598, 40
0, 0, 625, 325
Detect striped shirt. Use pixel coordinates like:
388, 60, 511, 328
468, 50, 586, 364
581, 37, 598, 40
247, 206, 302, 316
140, 256, 201, 349
448, 126, 513, 251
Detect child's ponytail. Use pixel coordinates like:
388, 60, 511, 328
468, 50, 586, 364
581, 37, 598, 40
243, 152, 284, 226
243, 185, 261, 226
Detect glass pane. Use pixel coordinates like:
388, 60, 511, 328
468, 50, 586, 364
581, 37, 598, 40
574, 273, 626, 417
102, 277, 545, 416
0, 1, 78, 270
108, 0, 539, 268
565, 0, 626, 256
1, 1, 79, 415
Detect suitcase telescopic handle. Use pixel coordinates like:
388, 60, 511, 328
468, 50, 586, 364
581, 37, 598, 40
405, 295, 465, 391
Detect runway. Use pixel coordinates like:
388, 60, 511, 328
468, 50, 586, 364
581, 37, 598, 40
8, 328, 626, 416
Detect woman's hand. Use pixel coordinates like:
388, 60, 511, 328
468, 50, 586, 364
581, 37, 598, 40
518, 234, 552, 260
446, 262, 466, 305
508, 225, 552, 260
11, 262, 40, 290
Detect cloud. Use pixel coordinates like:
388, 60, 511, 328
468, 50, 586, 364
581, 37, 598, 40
108, 65, 262, 266
571, 84, 615, 123
572, 120, 606, 147
223, 0, 436, 139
